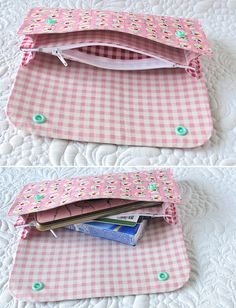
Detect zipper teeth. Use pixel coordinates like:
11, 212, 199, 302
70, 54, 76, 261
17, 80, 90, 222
21, 43, 176, 61
21, 47, 41, 52
21, 46, 195, 70
22, 47, 69, 66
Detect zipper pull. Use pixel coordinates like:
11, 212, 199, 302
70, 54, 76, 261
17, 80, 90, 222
52, 48, 68, 67
50, 229, 58, 238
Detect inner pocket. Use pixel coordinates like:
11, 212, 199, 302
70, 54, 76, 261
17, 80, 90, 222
35, 199, 163, 231
36, 198, 135, 224
22, 30, 196, 71
59, 45, 179, 70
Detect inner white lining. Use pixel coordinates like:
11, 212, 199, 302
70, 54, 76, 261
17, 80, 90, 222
63, 49, 177, 70
23, 42, 194, 70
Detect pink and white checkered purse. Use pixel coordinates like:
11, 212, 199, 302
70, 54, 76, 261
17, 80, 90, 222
7, 8, 212, 148
8, 170, 190, 301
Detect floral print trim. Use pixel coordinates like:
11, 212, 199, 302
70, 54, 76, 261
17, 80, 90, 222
18, 8, 212, 56
163, 203, 178, 225
8, 170, 181, 216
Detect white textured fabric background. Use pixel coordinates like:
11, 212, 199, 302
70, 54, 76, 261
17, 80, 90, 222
0, 0, 236, 166
0, 167, 236, 307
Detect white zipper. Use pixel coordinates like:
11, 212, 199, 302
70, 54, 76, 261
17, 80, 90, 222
22, 47, 68, 66
15, 221, 36, 228
22, 45, 195, 71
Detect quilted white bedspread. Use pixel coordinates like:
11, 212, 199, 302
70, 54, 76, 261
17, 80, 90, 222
0, 167, 236, 307
0, 0, 236, 166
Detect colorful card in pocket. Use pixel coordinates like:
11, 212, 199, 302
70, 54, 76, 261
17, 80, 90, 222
65, 219, 148, 246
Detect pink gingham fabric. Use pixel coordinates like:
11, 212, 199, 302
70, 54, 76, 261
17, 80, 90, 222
7, 8, 213, 148
9, 219, 190, 301
8, 170, 180, 222
7, 52, 212, 147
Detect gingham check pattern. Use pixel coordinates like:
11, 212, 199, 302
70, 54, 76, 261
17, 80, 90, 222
7, 46, 212, 147
9, 219, 190, 301
20, 36, 36, 66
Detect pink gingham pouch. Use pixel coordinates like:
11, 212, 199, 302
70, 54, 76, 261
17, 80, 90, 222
8, 170, 190, 301
7, 8, 212, 148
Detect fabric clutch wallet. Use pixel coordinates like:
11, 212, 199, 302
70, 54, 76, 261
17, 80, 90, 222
8, 170, 190, 301
7, 8, 212, 148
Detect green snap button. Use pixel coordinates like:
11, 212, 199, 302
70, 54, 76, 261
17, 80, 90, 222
176, 30, 185, 38
175, 126, 188, 136
158, 272, 169, 281
34, 194, 44, 201
148, 184, 157, 191
32, 114, 46, 124
46, 18, 57, 25
32, 281, 44, 291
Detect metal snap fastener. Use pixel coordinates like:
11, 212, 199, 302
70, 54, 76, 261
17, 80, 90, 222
32, 281, 44, 291
148, 184, 157, 191
32, 114, 46, 124
34, 194, 44, 201
46, 18, 57, 25
158, 272, 169, 281
175, 30, 185, 38
175, 126, 188, 136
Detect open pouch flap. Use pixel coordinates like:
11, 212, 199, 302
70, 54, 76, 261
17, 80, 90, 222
18, 8, 212, 70
7, 8, 213, 147
20, 30, 199, 71
8, 170, 190, 301
9, 220, 190, 301
8, 170, 181, 230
